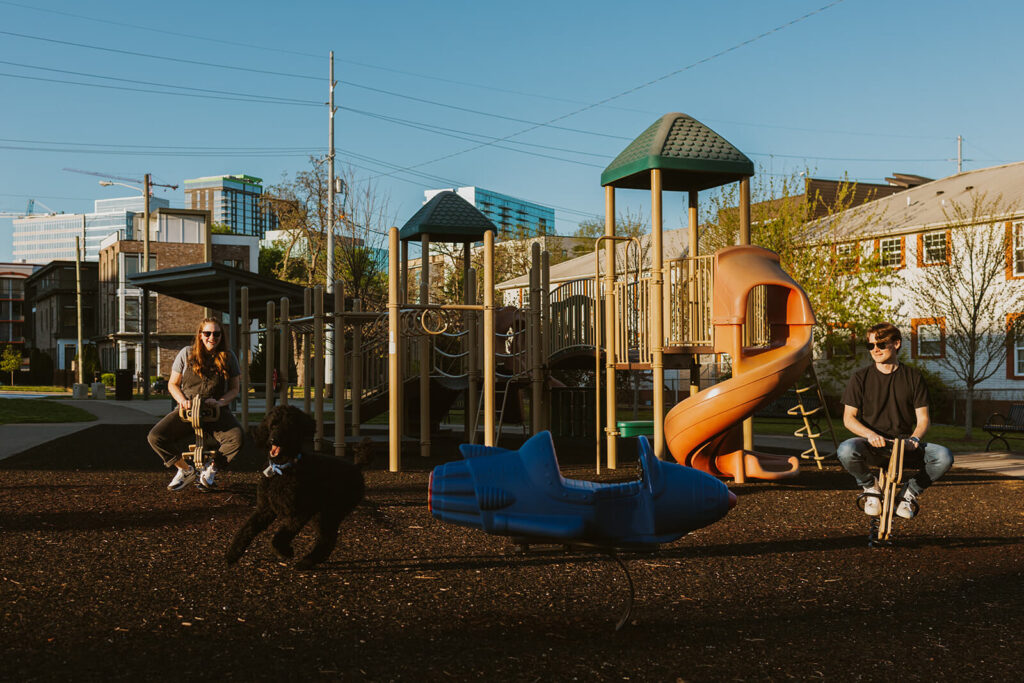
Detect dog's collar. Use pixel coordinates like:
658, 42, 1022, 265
265, 452, 302, 477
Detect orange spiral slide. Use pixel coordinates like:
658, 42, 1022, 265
665, 246, 815, 482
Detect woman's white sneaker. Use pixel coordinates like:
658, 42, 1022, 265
168, 466, 197, 491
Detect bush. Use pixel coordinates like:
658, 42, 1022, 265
903, 359, 952, 419
101, 372, 115, 387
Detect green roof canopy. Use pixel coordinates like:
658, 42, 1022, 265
399, 191, 496, 243
601, 113, 754, 192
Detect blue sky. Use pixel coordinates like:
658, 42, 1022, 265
1, 0, 1022, 261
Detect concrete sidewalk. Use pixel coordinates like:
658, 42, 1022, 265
2, 397, 1024, 479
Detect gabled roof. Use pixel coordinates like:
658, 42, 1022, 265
601, 113, 754, 192
399, 190, 496, 243
811, 162, 1024, 241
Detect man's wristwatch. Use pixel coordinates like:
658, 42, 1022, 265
908, 436, 920, 445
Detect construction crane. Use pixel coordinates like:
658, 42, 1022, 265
0, 198, 60, 217
63, 167, 179, 191
26, 199, 57, 214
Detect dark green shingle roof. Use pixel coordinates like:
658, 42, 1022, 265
601, 113, 754, 192
399, 191, 496, 243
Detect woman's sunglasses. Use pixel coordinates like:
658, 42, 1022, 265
201, 330, 222, 338
865, 341, 889, 350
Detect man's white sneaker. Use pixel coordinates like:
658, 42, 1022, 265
198, 463, 217, 490
168, 466, 197, 491
896, 488, 919, 519
860, 486, 882, 516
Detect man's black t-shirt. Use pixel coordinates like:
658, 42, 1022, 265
841, 363, 929, 438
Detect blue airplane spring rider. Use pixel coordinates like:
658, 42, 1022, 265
429, 431, 736, 549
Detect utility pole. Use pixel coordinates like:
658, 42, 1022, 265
957, 135, 963, 174
75, 235, 83, 386
326, 51, 337, 395
141, 172, 151, 400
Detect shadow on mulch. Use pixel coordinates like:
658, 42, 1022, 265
2, 425, 1023, 681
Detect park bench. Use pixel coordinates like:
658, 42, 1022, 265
983, 404, 1024, 451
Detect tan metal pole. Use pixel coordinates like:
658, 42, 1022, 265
419, 234, 431, 458
540, 249, 551, 431
279, 297, 290, 407
303, 287, 312, 413
530, 242, 543, 433
604, 186, 617, 469
388, 228, 401, 471
739, 176, 753, 453
352, 298, 362, 437
651, 169, 665, 459
334, 281, 345, 458
483, 230, 495, 447
241, 286, 249, 430
265, 301, 275, 410
467, 269, 479, 444
739, 177, 751, 246
314, 285, 325, 448
689, 191, 700, 397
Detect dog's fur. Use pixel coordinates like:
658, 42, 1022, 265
226, 405, 365, 569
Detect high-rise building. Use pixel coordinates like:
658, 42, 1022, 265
424, 187, 554, 239
185, 174, 273, 237
12, 196, 169, 264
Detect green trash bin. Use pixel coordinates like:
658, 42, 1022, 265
617, 420, 655, 438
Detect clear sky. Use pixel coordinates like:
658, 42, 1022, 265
2, 0, 1022, 262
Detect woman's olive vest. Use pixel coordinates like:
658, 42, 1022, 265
180, 351, 227, 400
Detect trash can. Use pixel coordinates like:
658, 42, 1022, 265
114, 369, 133, 401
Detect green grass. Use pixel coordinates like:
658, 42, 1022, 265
0, 385, 72, 394
0, 398, 96, 424
753, 416, 993, 454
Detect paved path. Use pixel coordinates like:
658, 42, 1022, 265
2, 397, 1024, 478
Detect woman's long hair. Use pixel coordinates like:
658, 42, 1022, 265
189, 318, 231, 379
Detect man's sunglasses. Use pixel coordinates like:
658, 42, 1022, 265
201, 330, 222, 338
865, 341, 889, 350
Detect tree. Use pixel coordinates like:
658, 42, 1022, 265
700, 172, 900, 391
262, 158, 391, 304
902, 192, 1024, 436
1, 344, 22, 385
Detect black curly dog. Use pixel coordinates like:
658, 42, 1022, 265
226, 405, 365, 569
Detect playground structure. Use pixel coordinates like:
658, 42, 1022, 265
224, 112, 821, 482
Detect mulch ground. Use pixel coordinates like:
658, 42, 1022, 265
2, 425, 1023, 682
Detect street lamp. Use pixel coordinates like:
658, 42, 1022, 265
99, 175, 152, 400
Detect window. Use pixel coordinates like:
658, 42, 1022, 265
835, 242, 858, 269
919, 231, 949, 266
1012, 222, 1024, 277
825, 324, 855, 358
1008, 313, 1024, 378
911, 317, 945, 359
879, 237, 903, 268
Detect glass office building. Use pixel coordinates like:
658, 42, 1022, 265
424, 187, 555, 239
185, 174, 271, 237
12, 196, 169, 264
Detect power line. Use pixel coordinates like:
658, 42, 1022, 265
0, 60, 321, 105
0, 29, 321, 80
0, 71, 321, 107
366, 0, 848, 181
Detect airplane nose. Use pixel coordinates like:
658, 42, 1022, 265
728, 490, 737, 509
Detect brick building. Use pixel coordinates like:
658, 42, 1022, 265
96, 207, 258, 377
23, 260, 99, 378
